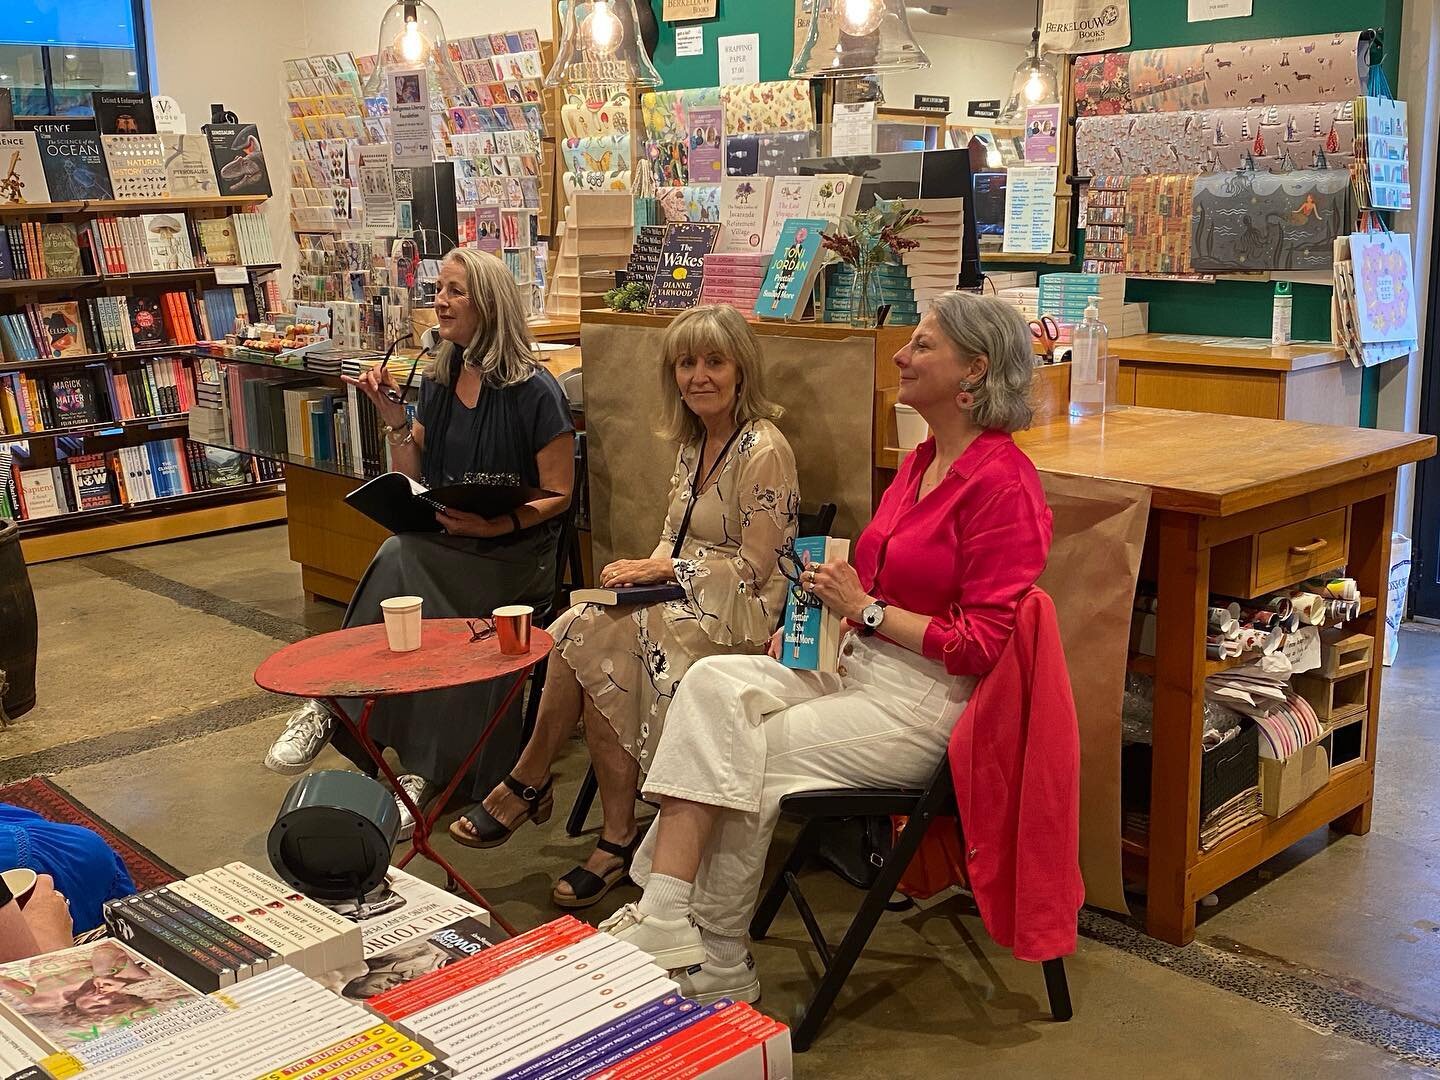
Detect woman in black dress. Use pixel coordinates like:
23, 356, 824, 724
263, 248, 575, 833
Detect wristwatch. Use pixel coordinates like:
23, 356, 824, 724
859, 600, 888, 635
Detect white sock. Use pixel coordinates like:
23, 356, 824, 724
638, 874, 693, 922
701, 928, 748, 967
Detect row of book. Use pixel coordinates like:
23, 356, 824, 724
2, 293, 207, 363
1, 439, 281, 521
1, 356, 193, 435
366, 914, 790, 1078
0, 108, 270, 206
190, 363, 391, 478
0, 211, 275, 283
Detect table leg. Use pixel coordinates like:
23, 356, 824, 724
324, 692, 526, 937
1146, 511, 1209, 946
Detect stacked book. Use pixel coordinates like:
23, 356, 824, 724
698, 251, 770, 312
824, 263, 919, 326
901, 197, 967, 315
624, 225, 666, 294
103, 862, 363, 990
368, 915, 791, 1078
1037, 272, 1126, 340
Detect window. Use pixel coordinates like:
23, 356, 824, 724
0, 0, 148, 117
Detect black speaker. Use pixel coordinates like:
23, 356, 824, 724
269, 771, 401, 903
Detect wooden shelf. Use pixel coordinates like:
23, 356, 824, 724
0, 345, 201, 375
191, 438, 367, 482
2, 414, 188, 443
0, 196, 267, 218
0, 265, 280, 293
0, 275, 101, 292
16, 484, 286, 562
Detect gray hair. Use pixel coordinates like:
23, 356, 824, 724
929, 291, 1035, 433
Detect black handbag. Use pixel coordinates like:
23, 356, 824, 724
814, 814, 895, 890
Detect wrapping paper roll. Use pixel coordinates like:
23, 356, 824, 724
1190, 169, 1351, 272
1074, 32, 1370, 116
1075, 102, 1355, 177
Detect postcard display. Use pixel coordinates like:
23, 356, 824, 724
1071, 31, 1410, 292
282, 28, 551, 336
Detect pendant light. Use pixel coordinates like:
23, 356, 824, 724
362, 1, 467, 99
790, 0, 930, 79
1000, 0, 1059, 123
545, 0, 663, 89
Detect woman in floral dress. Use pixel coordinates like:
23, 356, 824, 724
449, 305, 800, 910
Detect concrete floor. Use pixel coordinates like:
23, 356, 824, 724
7, 523, 1440, 1077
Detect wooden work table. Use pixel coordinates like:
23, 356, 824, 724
1016, 407, 1433, 944
1105, 334, 1359, 425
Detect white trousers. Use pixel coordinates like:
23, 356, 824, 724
630, 634, 975, 937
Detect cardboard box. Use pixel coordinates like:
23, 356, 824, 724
1260, 742, 1330, 817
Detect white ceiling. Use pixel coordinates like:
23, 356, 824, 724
904, 2, 1036, 44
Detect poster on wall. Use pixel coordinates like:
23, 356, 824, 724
1002, 166, 1058, 254
1039, 0, 1130, 54
1023, 104, 1060, 164
389, 67, 434, 166
1188, 0, 1252, 20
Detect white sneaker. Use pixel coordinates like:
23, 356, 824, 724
264, 701, 334, 774
672, 953, 761, 1005
597, 903, 705, 970
393, 774, 429, 843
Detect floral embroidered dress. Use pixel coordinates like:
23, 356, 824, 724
550, 419, 799, 772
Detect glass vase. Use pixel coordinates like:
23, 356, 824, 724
848, 256, 884, 328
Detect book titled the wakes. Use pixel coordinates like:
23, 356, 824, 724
647, 222, 722, 311
755, 218, 828, 322
781, 535, 851, 673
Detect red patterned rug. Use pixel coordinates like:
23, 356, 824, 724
0, 776, 180, 890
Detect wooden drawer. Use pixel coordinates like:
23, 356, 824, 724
1210, 507, 1349, 599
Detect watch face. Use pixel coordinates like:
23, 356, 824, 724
864, 604, 883, 627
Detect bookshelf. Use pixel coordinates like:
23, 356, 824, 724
1, 194, 287, 561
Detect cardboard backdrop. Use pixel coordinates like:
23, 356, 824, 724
1035, 473, 1150, 915
581, 321, 876, 569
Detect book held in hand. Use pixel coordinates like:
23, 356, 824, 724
781, 535, 851, 672
571, 582, 686, 606
345, 470, 557, 535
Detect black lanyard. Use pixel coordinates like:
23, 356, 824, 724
671, 422, 747, 558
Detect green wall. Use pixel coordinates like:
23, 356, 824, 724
648, 0, 798, 88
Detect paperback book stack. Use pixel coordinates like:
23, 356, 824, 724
823, 263, 918, 327
698, 251, 770, 312
623, 226, 666, 294
103, 861, 363, 991
900, 197, 965, 317
368, 915, 791, 1078
1037, 272, 1126, 340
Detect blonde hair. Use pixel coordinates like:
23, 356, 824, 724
930, 291, 1036, 432
429, 248, 537, 388
655, 305, 784, 443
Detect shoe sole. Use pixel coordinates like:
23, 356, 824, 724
678, 978, 761, 1007
642, 939, 707, 970
264, 755, 316, 776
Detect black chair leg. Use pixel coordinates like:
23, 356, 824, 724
790, 808, 940, 1053
1043, 958, 1073, 1021
750, 818, 823, 941
519, 656, 548, 745
565, 765, 599, 837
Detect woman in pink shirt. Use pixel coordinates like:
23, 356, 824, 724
598, 291, 1054, 1005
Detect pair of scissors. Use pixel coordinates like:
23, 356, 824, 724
1029, 316, 1061, 362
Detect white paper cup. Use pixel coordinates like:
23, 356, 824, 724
381, 596, 424, 652
2, 868, 37, 908
493, 604, 534, 655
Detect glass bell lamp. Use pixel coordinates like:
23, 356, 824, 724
545, 0, 663, 90
362, 1, 467, 99
999, 28, 1059, 123
790, 0, 930, 79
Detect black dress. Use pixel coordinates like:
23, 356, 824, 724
330, 364, 574, 799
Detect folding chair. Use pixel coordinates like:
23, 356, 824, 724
562, 503, 839, 837
749, 754, 1073, 1052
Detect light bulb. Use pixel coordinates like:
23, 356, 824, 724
838, 0, 884, 36
1023, 66, 1047, 103
585, 0, 623, 53
400, 17, 425, 62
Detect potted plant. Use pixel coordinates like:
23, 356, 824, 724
821, 198, 925, 328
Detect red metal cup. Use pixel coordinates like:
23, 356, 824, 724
492, 605, 533, 655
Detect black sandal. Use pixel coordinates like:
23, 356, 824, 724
449, 774, 555, 849
551, 832, 642, 911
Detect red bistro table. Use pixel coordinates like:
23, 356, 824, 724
255, 619, 552, 936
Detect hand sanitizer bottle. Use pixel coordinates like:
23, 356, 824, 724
1069, 296, 1114, 417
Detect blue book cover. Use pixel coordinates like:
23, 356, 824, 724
780, 535, 850, 673
498, 995, 689, 1080
755, 217, 828, 321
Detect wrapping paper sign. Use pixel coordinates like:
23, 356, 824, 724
1190, 169, 1351, 272
1074, 31, 1370, 116
1076, 101, 1354, 177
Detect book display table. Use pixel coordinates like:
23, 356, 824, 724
255, 620, 554, 936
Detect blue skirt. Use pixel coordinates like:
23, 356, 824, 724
0, 803, 136, 933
